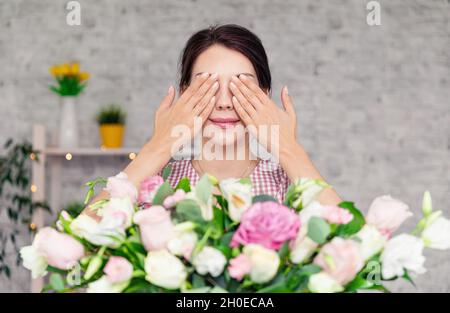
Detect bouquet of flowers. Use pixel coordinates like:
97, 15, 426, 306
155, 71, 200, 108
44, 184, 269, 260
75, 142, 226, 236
20, 166, 450, 293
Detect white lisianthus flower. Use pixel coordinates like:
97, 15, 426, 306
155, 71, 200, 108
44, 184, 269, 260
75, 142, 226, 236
243, 244, 280, 284
145, 250, 187, 290
98, 197, 135, 229
308, 272, 344, 293
19, 245, 48, 279
421, 215, 450, 250
298, 201, 325, 225
192, 246, 227, 277
167, 222, 198, 259
86, 275, 130, 293
219, 178, 252, 222
381, 234, 426, 279
292, 178, 328, 209
70, 214, 125, 248
290, 226, 318, 264
354, 225, 387, 261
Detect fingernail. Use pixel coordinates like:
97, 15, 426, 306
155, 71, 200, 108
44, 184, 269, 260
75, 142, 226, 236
230, 82, 236, 88
284, 86, 289, 95
211, 73, 218, 79
167, 85, 173, 94
239, 74, 247, 80
213, 81, 219, 88
211, 96, 216, 102
201, 72, 209, 78
232, 96, 237, 102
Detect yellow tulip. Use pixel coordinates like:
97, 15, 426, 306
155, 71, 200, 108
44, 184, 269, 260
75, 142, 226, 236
60, 64, 70, 76
70, 63, 80, 75
79, 72, 90, 81
49, 66, 59, 77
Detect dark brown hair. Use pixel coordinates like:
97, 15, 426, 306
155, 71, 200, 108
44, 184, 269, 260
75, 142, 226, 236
178, 24, 272, 94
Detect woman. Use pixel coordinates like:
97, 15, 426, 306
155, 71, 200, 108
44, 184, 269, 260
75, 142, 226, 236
83, 24, 341, 218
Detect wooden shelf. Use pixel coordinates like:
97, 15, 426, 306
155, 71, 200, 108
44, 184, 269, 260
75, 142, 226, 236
43, 147, 140, 156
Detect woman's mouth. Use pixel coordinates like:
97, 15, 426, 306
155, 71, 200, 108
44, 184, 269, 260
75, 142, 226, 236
208, 117, 241, 129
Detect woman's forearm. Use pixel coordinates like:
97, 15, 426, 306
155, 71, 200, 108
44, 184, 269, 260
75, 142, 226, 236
81, 138, 172, 218
279, 141, 342, 206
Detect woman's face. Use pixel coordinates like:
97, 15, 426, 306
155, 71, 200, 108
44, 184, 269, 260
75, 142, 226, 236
189, 44, 260, 148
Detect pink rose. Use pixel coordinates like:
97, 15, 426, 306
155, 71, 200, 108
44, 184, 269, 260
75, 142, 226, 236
366, 195, 413, 237
314, 237, 364, 285
163, 189, 186, 208
133, 206, 174, 251
34, 227, 84, 270
103, 256, 133, 283
138, 175, 164, 206
228, 254, 251, 281
230, 201, 300, 250
322, 205, 353, 225
105, 172, 138, 204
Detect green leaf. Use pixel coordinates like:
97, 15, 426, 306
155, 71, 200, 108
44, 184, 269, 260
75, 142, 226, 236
162, 164, 172, 181
192, 273, 206, 288
211, 207, 224, 239
176, 199, 204, 224
152, 181, 174, 205
195, 175, 213, 204
334, 202, 365, 237
278, 241, 290, 261
252, 194, 278, 204
307, 217, 330, 244
256, 282, 290, 293
175, 177, 191, 192
402, 269, 416, 287
49, 273, 65, 291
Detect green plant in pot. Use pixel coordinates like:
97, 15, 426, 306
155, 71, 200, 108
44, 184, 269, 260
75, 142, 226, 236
96, 104, 126, 148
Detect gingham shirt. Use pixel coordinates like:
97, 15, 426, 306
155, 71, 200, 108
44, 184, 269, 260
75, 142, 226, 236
159, 159, 291, 203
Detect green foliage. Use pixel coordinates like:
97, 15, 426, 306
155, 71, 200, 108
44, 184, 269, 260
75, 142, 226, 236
334, 202, 365, 237
307, 217, 331, 244
96, 104, 126, 125
64, 201, 85, 218
152, 182, 174, 205
0, 139, 50, 279
50, 75, 86, 96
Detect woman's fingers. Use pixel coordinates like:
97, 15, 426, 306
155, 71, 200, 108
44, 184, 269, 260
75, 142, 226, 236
231, 75, 263, 110
237, 74, 270, 105
199, 96, 217, 121
193, 79, 219, 114
232, 96, 253, 126
159, 85, 176, 110
178, 72, 211, 104
229, 81, 257, 116
280, 86, 295, 115
187, 73, 219, 108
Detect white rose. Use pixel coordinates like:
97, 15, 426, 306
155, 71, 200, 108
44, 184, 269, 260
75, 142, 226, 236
70, 214, 125, 248
19, 245, 48, 279
354, 225, 387, 261
99, 197, 135, 228
421, 215, 450, 250
167, 222, 198, 258
243, 244, 280, 284
87, 275, 129, 293
381, 234, 426, 279
145, 250, 187, 290
192, 246, 227, 277
308, 272, 344, 293
219, 178, 252, 222
290, 226, 318, 264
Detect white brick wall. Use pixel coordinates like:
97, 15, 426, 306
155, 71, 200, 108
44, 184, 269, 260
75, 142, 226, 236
0, 0, 449, 292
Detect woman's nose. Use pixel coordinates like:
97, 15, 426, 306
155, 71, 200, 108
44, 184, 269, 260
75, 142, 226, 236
215, 81, 234, 110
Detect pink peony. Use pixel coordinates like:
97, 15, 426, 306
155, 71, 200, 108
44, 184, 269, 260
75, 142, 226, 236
163, 189, 186, 209
105, 172, 138, 204
34, 227, 84, 270
314, 237, 364, 285
133, 206, 174, 251
228, 254, 252, 281
103, 256, 133, 283
366, 195, 413, 238
322, 205, 353, 225
138, 175, 164, 206
230, 201, 300, 250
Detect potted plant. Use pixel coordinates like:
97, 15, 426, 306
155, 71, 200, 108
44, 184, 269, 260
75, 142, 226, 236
96, 104, 126, 148
49, 62, 90, 148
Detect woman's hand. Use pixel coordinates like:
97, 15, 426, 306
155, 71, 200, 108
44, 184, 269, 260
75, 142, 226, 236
149, 72, 219, 153
229, 74, 297, 158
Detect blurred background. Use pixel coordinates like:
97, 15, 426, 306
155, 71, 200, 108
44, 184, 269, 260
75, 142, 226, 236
0, 0, 449, 292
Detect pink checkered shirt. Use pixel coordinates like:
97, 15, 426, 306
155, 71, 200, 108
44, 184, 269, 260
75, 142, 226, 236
159, 159, 291, 203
